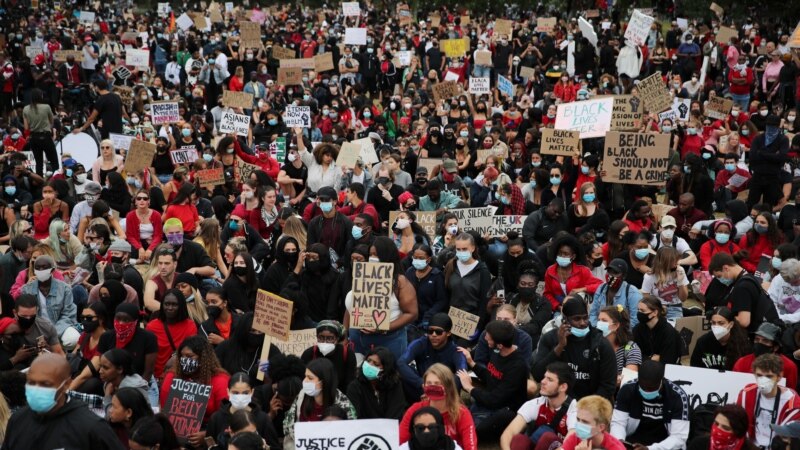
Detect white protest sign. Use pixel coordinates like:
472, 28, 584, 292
579, 17, 598, 47
176, 13, 194, 31
170, 148, 199, 165
219, 111, 251, 137
469, 77, 490, 94
157, 2, 170, 17
554, 97, 614, 138
273, 329, 317, 357
497, 74, 513, 98
624, 10, 655, 47
109, 133, 134, 152
677, 18, 689, 30
352, 137, 379, 164
449, 207, 524, 237
673, 98, 692, 121
283, 106, 311, 128
295, 419, 399, 450
397, 51, 413, 66
344, 28, 367, 46
125, 49, 150, 69
151, 102, 180, 125
444, 71, 460, 82
342, 2, 360, 16
663, 364, 784, 411
79, 11, 95, 23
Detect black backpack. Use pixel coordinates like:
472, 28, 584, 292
689, 402, 720, 440
737, 274, 783, 329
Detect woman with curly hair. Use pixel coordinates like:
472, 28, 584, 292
738, 212, 783, 274
346, 346, 406, 420
146, 289, 198, 380
159, 335, 230, 446
691, 306, 751, 371
392, 210, 432, 259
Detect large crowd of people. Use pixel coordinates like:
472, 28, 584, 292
0, 0, 798, 449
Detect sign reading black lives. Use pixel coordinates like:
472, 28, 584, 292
602, 131, 670, 185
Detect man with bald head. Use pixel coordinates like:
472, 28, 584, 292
667, 193, 708, 240
2, 353, 124, 450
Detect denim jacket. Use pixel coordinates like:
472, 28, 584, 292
590, 281, 642, 328
21, 278, 77, 336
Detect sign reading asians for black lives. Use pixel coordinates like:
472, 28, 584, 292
602, 131, 670, 186
295, 419, 399, 450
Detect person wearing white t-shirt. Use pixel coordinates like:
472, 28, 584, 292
640, 246, 689, 320
500, 361, 577, 450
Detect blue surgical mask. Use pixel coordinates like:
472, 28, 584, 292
754, 224, 768, 234
203, 154, 213, 162
773, 257, 782, 270
683, 165, 691, 174
181, 129, 191, 137
718, 276, 734, 286
715, 233, 730, 244
268, 119, 278, 126
634, 248, 650, 260
581, 166, 590, 174
556, 256, 572, 267
126, 176, 136, 185
570, 326, 590, 338
530, 180, 537, 189
361, 361, 381, 380
229, 220, 240, 231
550, 177, 561, 186
500, 196, 510, 205
741, 129, 750, 136
639, 386, 660, 400
460, 130, 469, 138
26, 381, 65, 413
66, 168, 73, 177
575, 422, 593, 440
320, 202, 333, 213
596, 320, 611, 337
686, 128, 697, 135
456, 250, 472, 263
662, 125, 673, 133
532, 161, 541, 167
582, 193, 595, 203
412, 258, 429, 270
702, 152, 711, 160
351, 226, 363, 240
4, 186, 15, 196
725, 163, 736, 172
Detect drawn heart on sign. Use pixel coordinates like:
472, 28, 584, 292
372, 310, 387, 328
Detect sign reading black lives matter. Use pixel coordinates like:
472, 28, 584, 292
603, 131, 670, 185
164, 378, 211, 439
295, 419, 399, 450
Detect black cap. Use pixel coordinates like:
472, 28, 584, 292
428, 313, 453, 331
317, 186, 337, 201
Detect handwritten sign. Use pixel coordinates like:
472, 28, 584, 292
283, 106, 311, 128
342, 1, 360, 16
709, 2, 724, 16
350, 262, 393, 331
124, 139, 156, 174
151, 101, 180, 125
603, 132, 670, 186
277, 67, 302, 85
313, 53, 335, 72
469, 77, 490, 94
170, 149, 199, 165
790, 22, 800, 48
536, 17, 556, 33
253, 289, 293, 340
432, 81, 460, 104
281, 58, 315, 70
638, 71, 671, 113
157, 2, 170, 17
164, 378, 211, 440
196, 167, 225, 188
239, 21, 261, 47
344, 28, 367, 46
53, 50, 83, 62
235, 158, 260, 183
441, 38, 469, 58
497, 74, 514, 98
449, 207, 524, 237
494, 19, 512, 38
109, 133, 133, 152
554, 97, 614, 138
125, 49, 150, 68
219, 111, 251, 137
706, 96, 734, 120
541, 128, 580, 156
273, 329, 317, 357
222, 91, 254, 109
449, 306, 480, 340
176, 13, 194, 31
475, 50, 492, 66
25, 46, 43, 59
611, 95, 644, 131
336, 142, 361, 169
624, 9, 655, 47
716, 26, 737, 45
79, 10, 95, 23
388, 211, 437, 242
271, 45, 295, 60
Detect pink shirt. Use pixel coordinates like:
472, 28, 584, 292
763, 61, 784, 91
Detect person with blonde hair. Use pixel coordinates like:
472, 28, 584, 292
174, 272, 209, 324
91, 139, 124, 186
640, 246, 688, 320
194, 217, 228, 280
563, 395, 624, 450
399, 363, 477, 450
281, 215, 307, 251
43, 219, 83, 269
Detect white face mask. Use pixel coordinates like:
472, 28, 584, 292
229, 393, 252, 410
288, 153, 297, 162
395, 218, 410, 230
788, 116, 796, 122
711, 324, 730, 340
34, 269, 52, 282
661, 228, 675, 240
368, 256, 381, 263
302, 380, 321, 397
760, 110, 769, 117
757, 376, 776, 394
76, 173, 88, 183
317, 342, 336, 356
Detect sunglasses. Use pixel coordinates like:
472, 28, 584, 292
414, 424, 439, 434
136, 196, 149, 201
427, 328, 446, 336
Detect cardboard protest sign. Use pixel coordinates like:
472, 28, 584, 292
388, 211, 437, 242
196, 167, 226, 189
352, 137, 378, 164
624, 9, 655, 47
344, 28, 367, 46
280, 58, 315, 69
469, 77, 490, 94
541, 128, 580, 156
432, 81, 461, 104
273, 329, 317, 357
417, 158, 441, 175
193, 13, 209, 30
706, 96, 734, 120
494, 19, 512, 38
25, 46, 43, 59
709, 2, 724, 16
448, 307, 480, 340
277, 67, 302, 85
790, 22, 800, 48
398, 8, 413, 25
313, 53, 335, 72
497, 75, 514, 98
350, 262, 393, 331
170, 148, 199, 165
602, 132, 670, 185
665, 364, 785, 412
219, 111, 251, 137
253, 289, 293, 340
271, 45, 295, 60
429, 14, 441, 28
210, 9, 224, 23
164, 379, 211, 439
536, 17, 556, 33
151, 101, 180, 125
176, 13, 194, 31
441, 39, 469, 58
449, 207, 524, 237
460, 15, 471, 26
53, 50, 83, 62
716, 26, 738, 45
239, 21, 261, 47
342, 1, 360, 16
295, 419, 400, 450
109, 133, 133, 152
283, 106, 311, 128
125, 49, 149, 68
337, 142, 362, 169
611, 95, 644, 131
222, 91, 254, 109
235, 158, 260, 183
638, 72, 671, 113
475, 50, 492, 66
113, 86, 133, 106
124, 139, 156, 174
675, 316, 709, 360
554, 97, 614, 138
585, 9, 600, 18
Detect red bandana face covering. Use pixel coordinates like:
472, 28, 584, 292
710, 424, 744, 450
423, 385, 446, 401
114, 320, 137, 349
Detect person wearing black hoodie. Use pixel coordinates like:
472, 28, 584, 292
400, 406, 460, 450
301, 320, 356, 392
286, 242, 341, 322
346, 346, 407, 420
263, 236, 300, 294
532, 296, 617, 401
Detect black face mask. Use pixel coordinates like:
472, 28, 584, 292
157, 146, 168, 153
207, 305, 222, 319
16, 316, 36, 330
636, 312, 652, 324
592, 258, 604, 268
415, 430, 439, 449
110, 256, 124, 265
754, 342, 773, 356
82, 319, 99, 333
305, 260, 323, 273
233, 266, 248, 277
518, 287, 536, 300
248, 332, 264, 348
284, 252, 299, 267
416, 178, 427, 185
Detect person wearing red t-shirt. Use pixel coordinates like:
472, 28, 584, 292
501, 361, 577, 450
732, 322, 798, 391
0, 53, 14, 117
715, 154, 751, 212
147, 289, 198, 380
299, 33, 318, 59
2, 129, 26, 152
728, 54, 755, 111
680, 120, 706, 159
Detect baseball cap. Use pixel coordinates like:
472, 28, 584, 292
317, 186, 337, 201
443, 159, 458, 173
755, 322, 781, 342
607, 258, 628, 275
84, 181, 102, 195
661, 215, 677, 228
108, 240, 132, 253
